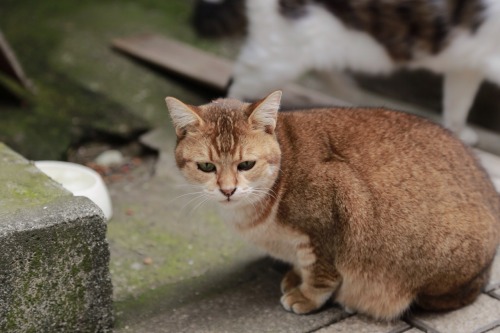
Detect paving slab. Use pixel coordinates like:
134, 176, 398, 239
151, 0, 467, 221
116, 259, 348, 333
491, 288, 500, 300
409, 294, 500, 333
403, 329, 426, 333
486, 249, 500, 292
487, 325, 500, 333
315, 315, 409, 333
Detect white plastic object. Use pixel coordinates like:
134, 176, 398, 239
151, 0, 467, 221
34, 161, 113, 220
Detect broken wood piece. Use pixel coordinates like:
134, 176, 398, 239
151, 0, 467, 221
0, 30, 33, 100
112, 34, 232, 92
111, 34, 348, 108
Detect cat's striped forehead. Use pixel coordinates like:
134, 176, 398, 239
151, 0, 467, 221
199, 98, 252, 156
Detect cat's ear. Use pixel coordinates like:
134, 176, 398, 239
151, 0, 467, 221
165, 97, 204, 137
248, 90, 282, 133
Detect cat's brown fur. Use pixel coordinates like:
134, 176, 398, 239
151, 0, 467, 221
165, 91, 500, 320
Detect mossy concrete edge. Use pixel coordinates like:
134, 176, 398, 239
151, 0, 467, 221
0, 144, 113, 332
0, 142, 71, 219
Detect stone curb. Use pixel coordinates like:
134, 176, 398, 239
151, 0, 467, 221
0, 144, 113, 332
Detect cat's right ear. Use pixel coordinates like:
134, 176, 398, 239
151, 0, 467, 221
248, 90, 282, 134
165, 97, 204, 137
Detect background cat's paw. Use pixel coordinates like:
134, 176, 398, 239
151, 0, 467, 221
280, 269, 301, 294
458, 127, 479, 146
280, 288, 319, 314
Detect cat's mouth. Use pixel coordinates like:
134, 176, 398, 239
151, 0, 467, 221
219, 197, 240, 204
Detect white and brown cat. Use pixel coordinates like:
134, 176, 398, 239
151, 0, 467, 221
165, 91, 500, 320
211, 0, 500, 145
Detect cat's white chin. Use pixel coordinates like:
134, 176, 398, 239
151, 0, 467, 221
216, 195, 259, 208
226, 197, 256, 204
219, 199, 237, 204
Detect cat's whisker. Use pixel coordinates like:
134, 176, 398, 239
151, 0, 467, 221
180, 193, 209, 212
254, 186, 277, 194
189, 196, 212, 216
167, 191, 207, 205
243, 195, 260, 214
246, 193, 268, 215
251, 188, 278, 201
246, 190, 267, 203
258, 188, 278, 199
244, 193, 260, 209
249, 192, 273, 202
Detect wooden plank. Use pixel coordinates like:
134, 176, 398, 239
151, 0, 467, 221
0, 30, 33, 100
112, 34, 232, 91
111, 34, 348, 107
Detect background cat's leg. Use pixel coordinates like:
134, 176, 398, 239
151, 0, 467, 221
280, 245, 341, 314
443, 70, 483, 145
226, 0, 319, 100
315, 70, 363, 102
228, 51, 306, 100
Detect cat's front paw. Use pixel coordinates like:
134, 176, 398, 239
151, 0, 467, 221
280, 288, 320, 314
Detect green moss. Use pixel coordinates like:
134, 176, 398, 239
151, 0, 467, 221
106, 195, 257, 328
0, 143, 70, 216
1, 219, 111, 332
107, 217, 200, 295
106, 193, 251, 298
0, 0, 240, 160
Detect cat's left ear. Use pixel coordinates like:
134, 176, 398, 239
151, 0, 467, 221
249, 90, 282, 134
165, 97, 204, 137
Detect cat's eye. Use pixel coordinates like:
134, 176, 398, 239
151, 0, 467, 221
197, 162, 216, 173
237, 161, 256, 171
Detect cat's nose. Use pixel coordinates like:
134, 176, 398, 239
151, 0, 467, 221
220, 188, 236, 198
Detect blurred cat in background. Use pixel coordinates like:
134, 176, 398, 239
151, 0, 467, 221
192, 0, 500, 145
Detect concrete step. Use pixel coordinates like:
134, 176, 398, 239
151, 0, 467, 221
0, 143, 113, 332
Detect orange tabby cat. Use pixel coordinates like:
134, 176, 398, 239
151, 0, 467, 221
165, 91, 500, 320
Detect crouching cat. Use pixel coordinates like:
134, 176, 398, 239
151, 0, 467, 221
165, 91, 500, 320
226, 0, 500, 145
